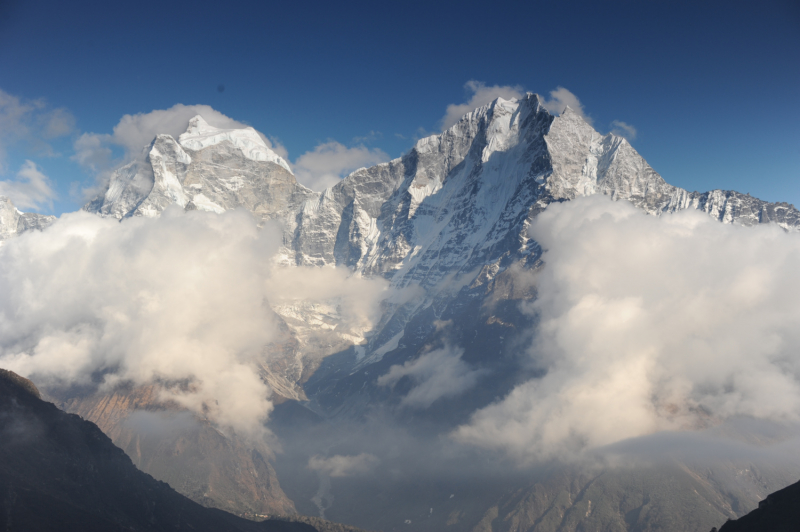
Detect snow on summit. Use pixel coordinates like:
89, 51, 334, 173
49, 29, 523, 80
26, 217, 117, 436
178, 115, 292, 172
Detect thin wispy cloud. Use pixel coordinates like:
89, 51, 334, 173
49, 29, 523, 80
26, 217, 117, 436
0, 160, 58, 211
308, 453, 379, 477
611, 119, 637, 141
378, 343, 486, 408
292, 141, 389, 191
0, 89, 76, 170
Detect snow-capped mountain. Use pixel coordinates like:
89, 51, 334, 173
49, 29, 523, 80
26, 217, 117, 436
83, 94, 799, 385
84, 115, 314, 223
0, 196, 55, 241
87, 96, 799, 280
65, 95, 800, 530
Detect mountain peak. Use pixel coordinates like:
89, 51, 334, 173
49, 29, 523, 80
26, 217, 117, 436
0, 195, 55, 241
178, 115, 292, 173
184, 114, 212, 134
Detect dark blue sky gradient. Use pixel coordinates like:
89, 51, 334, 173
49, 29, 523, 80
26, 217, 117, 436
0, 0, 798, 214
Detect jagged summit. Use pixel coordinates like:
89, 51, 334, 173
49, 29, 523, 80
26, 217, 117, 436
83, 116, 315, 221
179, 115, 292, 172
0, 195, 55, 241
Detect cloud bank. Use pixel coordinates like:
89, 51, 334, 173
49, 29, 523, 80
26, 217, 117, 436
455, 196, 800, 461
0, 208, 281, 435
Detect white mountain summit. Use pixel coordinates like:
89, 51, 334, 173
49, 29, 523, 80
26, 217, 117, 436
0, 196, 55, 242
83, 114, 307, 221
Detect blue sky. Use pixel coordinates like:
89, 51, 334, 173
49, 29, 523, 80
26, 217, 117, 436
0, 0, 797, 215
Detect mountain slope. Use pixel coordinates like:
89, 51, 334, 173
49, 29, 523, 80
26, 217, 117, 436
0, 368, 322, 532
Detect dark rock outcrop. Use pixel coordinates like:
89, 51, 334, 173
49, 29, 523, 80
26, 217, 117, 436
715, 477, 800, 532
0, 368, 362, 532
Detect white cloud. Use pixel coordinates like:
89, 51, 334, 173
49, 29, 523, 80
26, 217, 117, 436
265, 265, 389, 333
292, 141, 389, 191
0, 209, 281, 436
72, 132, 114, 173
455, 196, 800, 462
540, 86, 592, 125
308, 453, 379, 477
42, 107, 76, 139
610, 120, 637, 141
378, 344, 486, 408
440, 80, 525, 131
0, 208, 389, 436
0, 89, 75, 169
0, 160, 58, 211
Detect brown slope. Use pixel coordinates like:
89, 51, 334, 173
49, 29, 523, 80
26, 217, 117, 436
57, 383, 296, 519
0, 368, 316, 532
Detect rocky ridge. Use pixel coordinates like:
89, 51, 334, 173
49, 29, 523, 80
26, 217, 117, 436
0, 195, 55, 241
80, 95, 800, 386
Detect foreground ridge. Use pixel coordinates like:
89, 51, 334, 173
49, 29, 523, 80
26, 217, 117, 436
0, 368, 370, 532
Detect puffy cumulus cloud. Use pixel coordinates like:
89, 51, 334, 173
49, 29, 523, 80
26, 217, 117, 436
0, 89, 76, 168
610, 120, 637, 141
308, 453, 379, 477
0, 160, 58, 211
540, 86, 592, 125
0, 208, 282, 436
440, 80, 525, 131
292, 141, 389, 191
455, 195, 800, 462
378, 344, 486, 408
0, 207, 391, 435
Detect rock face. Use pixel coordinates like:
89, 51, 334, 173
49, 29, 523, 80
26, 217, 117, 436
84, 116, 314, 227
716, 477, 800, 532
71, 96, 800, 530
0, 368, 324, 532
82, 97, 800, 387
0, 196, 55, 241
56, 385, 296, 519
